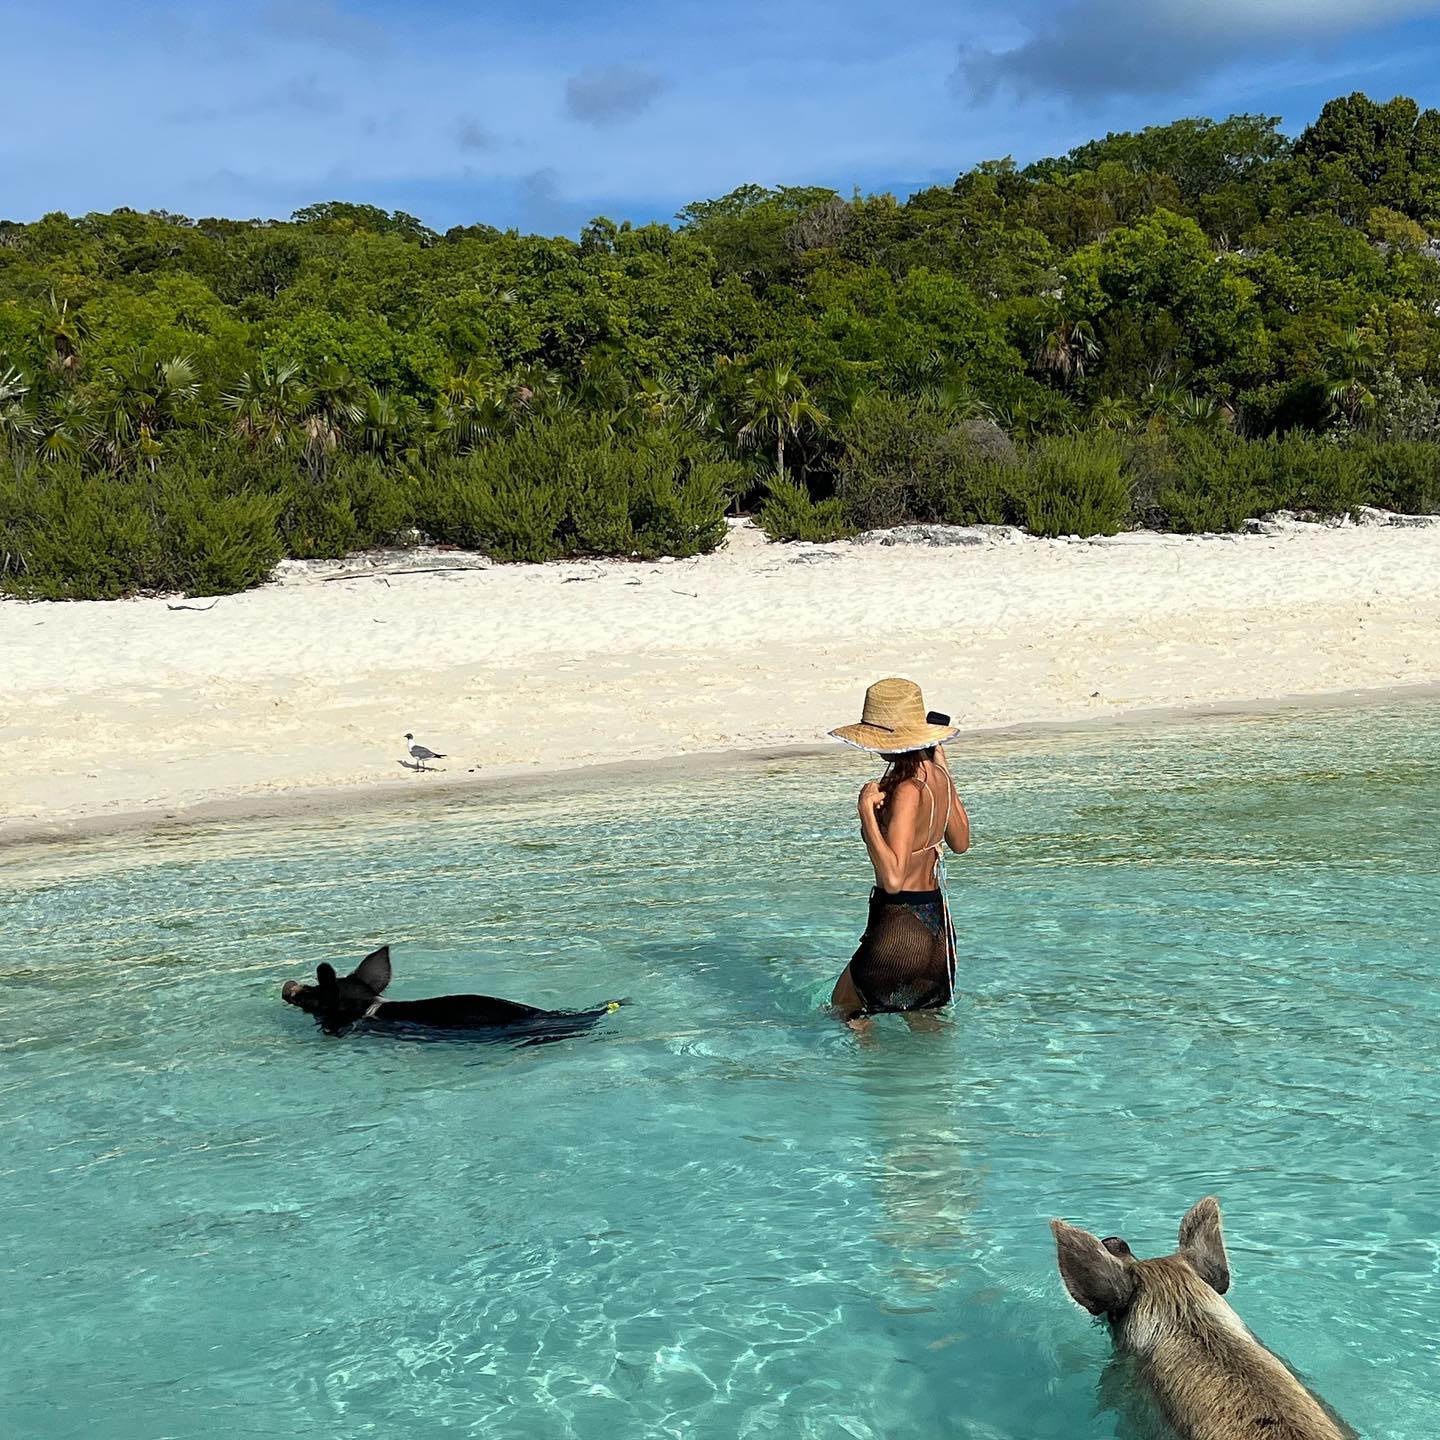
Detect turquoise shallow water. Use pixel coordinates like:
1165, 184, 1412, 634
3, 701, 1439, 1439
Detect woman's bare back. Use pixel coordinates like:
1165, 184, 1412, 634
877, 761, 951, 892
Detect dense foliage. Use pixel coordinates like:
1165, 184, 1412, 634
4, 91, 1440, 595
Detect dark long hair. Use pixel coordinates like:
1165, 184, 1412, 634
877, 747, 935, 826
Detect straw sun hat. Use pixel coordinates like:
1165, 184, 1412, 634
829, 677, 959, 754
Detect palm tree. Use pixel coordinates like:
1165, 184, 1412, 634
736, 362, 827, 479
224, 362, 311, 451
991, 387, 1079, 439
301, 361, 365, 475
509, 362, 564, 418
630, 371, 689, 425
1089, 394, 1138, 432
883, 351, 991, 420
95, 352, 200, 468
1322, 328, 1381, 428
34, 391, 96, 462
888, 349, 949, 397
429, 370, 514, 454
626, 371, 727, 444
1033, 307, 1100, 387
575, 350, 631, 414
43, 292, 86, 382
1139, 378, 1190, 429
0, 365, 36, 454
920, 379, 992, 421
359, 386, 418, 460
1175, 393, 1225, 430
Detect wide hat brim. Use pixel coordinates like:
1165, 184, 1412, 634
829, 720, 960, 754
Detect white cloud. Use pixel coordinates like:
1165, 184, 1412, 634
5, 0, 1438, 233
1191, 0, 1439, 25
455, 119, 495, 153
955, 0, 1440, 102
564, 65, 666, 127
259, 0, 385, 52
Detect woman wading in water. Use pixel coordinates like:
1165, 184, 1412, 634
828, 678, 970, 1023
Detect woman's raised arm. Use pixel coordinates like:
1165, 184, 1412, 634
858, 780, 919, 892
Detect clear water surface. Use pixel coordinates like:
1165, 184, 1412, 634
3, 701, 1438, 1439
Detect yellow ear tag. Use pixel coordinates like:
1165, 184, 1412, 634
606, 1001, 621, 1013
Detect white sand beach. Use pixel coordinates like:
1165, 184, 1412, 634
4, 516, 1440, 843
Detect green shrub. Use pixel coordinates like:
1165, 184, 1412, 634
414, 416, 730, 562
159, 476, 283, 594
1260, 435, 1369, 517
275, 477, 361, 558
630, 461, 730, 558
569, 448, 636, 555
278, 456, 412, 558
835, 397, 947, 529
1261, 434, 1359, 521
1370, 372, 1440, 443
420, 455, 566, 561
1118, 431, 1176, 528
411, 457, 490, 552
1349, 440, 1440, 514
479, 473, 568, 562
835, 395, 1022, 530
1, 413, 734, 599
0, 466, 161, 600
0, 460, 283, 599
1022, 433, 1132, 537
937, 459, 1024, 526
1140, 432, 1440, 531
757, 474, 852, 542
1154, 433, 1266, 533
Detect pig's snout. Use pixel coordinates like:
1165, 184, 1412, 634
281, 980, 303, 1004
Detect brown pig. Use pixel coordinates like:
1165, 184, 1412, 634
1051, 1197, 1354, 1440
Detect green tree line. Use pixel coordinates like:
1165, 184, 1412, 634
4, 91, 1440, 596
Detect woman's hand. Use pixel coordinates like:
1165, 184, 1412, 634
858, 782, 884, 822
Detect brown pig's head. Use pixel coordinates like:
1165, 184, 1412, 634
1050, 1197, 1232, 1336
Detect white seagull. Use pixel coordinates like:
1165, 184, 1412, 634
404, 733, 446, 771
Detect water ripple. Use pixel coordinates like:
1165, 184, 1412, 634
3, 700, 1439, 1438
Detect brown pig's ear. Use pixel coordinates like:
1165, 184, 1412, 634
1051, 1219, 1137, 1316
1178, 1196, 1230, 1295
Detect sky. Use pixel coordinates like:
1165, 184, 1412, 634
4, 0, 1440, 236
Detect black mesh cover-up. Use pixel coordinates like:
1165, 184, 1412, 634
847, 887, 955, 1015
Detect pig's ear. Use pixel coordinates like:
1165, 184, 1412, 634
348, 945, 392, 996
316, 962, 339, 995
1051, 1219, 1137, 1316
1178, 1196, 1230, 1295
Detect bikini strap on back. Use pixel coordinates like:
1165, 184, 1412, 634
911, 765, 947, 856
